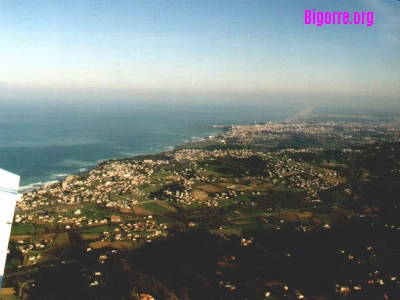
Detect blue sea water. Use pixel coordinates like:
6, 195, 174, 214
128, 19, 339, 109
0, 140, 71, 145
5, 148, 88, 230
0, 101, 304, 190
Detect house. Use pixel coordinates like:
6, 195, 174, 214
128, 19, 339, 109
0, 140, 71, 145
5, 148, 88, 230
111, 215, 121, 223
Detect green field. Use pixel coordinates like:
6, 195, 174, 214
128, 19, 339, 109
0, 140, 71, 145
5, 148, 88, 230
185, 202, 203, 209
11, 223, 48, 235
80, 203, 108, 218
52, 233, 70, 246
157, 172, 172, 178
236, 208, 266, 217
217, 198, 238, 207
0, 294, 17, 300
139, 202, 171, 215
235, 193, 252, 203
81, 225, 111, 234
11, 223, 34, 235
138, 184, 162, 194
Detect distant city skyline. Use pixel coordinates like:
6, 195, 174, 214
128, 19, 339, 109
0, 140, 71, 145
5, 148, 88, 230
0, 0, 399, 108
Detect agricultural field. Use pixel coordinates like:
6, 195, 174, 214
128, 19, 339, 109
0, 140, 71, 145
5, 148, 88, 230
191, 189, 209, 200
79, 203, 108, 219
81, 234, 101, 241
51, 233, 70, 246
157, 201, 178, 212
137, 184, 161, 194
88, 240, 136, 250
256, 182, 274, 190
196, 184, 224, 194
197, 170, 222, 177
11, 223, 35, 235
217, 198, 238, 207
9, 235, 32, 241
276, 213, 298, 223
155, 171, 173, 178
283, 171, 300, 176
80, 225, 111, 235
133, 200, 176, 215
131, 204, 153, 215
0, 288, 17, 300
320, 175, 348, 184
209, 228, 242, 236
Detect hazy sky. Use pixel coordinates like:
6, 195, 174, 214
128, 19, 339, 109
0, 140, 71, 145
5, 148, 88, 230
1, 0, 399, 107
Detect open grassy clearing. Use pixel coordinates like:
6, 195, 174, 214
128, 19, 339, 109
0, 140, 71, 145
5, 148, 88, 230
157, 216, 185, 225
191, 189, 209, 200
137, 184, 161, 194
235, 193, 252, 203
185, 202, 203, 209
217, 198, 238, 207
320, 176, 348, 183
131, 204, 153, 215
196, 184, 225, 193
256, 182, 274, 189
209, 228, 242, 236
283, 171, 300, 176
296, 211, 313, 218
276, 213, 298, 223
79, 203, 108, 219
89, 240, 137, 249
233, 221, 253, 225
197, 170, 222, 177
52, 233, 70, 246
9, 235, 32, 241
217, 182, 248, 189
157, 200, 178, 212
0, 288, 16, 296
139, 201, 171, 215
119, 207, 132, 214
158, 171, 173, 178
81, 234, 101, 241
321, 162, 348, 168
81, 225, 111, 234
11, 223, 37, 235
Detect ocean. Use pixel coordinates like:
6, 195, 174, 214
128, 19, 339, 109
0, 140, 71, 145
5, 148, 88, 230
0, 101, 320, 191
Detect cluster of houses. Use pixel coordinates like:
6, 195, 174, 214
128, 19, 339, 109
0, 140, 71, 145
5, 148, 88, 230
16, 140, 347, 225
221, 121, 400, 148
100, 220, 166, 242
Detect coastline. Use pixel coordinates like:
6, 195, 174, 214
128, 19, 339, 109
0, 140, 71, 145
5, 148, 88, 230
15, 120, 230, 194
16, 136, 216, 194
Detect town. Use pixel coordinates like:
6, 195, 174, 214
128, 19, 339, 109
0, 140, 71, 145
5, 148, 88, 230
4, 120, 400, 300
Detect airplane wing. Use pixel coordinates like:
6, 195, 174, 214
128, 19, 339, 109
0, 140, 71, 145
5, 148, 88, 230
0, 169, 20, 291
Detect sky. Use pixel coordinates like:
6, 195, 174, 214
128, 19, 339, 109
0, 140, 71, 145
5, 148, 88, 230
0, 0, 399, 108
